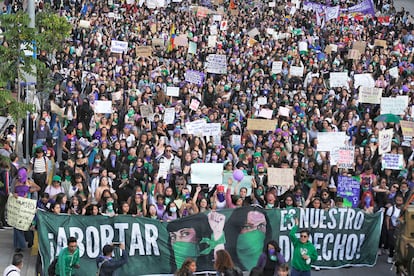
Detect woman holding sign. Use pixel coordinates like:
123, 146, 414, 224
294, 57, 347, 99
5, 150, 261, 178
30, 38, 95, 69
11, 168, 40, 252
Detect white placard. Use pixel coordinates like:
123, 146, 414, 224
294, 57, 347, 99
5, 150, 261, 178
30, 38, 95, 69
213, 14, 222, 21
354, 73, 375, 88
191, 163, 223, 185
258, 109, 273, 119
208, 35, 217, 48
272, 61, 283, 75
381, 96, 409, 115
186, 119, 207, 135
79, 20, 91, 28
163, 108, 175, 125
166, 86, 180, 97
111, 40, 128, 54
248, 28, 260, 38
382, 154, 404, 170
94, 101, 112, 113
379, 128, 393, 155
290, 66, 304, 77
205, 54, 227, 74
298, 41, 308, 52
203, 123, 221, 136
359, 87, 382, 104
389, 66, 399, 79
257, 97, 267, 105
278, 106, 290, 117
210, 24, 218, 35
329, 72, 349, 88
317, 132, 348, 152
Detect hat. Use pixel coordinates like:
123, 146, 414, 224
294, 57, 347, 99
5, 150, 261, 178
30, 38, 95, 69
52, 175, 62, 182
315, 175, 327, 181
36, 147, 44, 154
253, 152, 262, 158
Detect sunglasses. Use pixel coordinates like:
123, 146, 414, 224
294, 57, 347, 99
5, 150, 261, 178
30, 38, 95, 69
300, 235, 308, 238
393, 185, 399, 189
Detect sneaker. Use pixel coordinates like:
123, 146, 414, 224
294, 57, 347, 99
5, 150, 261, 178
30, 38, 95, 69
387, 257, 393, 264
0, 226, 5, 231
314, 266, 321, 271
377, 249, 382, 256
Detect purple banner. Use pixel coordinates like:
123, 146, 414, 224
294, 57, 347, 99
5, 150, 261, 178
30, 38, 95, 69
304, 0, 375, 18
337, 176, 361, 208
184, 70, 205, 86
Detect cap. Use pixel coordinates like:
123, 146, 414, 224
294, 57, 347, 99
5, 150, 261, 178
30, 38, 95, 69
52, 175, 62, 182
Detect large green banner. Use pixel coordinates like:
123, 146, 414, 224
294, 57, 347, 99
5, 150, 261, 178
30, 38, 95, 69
37, 207, 383, 275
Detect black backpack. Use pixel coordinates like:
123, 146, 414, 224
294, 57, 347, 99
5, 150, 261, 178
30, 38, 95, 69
48, 258, 58, 276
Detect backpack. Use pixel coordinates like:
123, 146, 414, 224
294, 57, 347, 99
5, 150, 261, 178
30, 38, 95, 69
48, 258, 58, 276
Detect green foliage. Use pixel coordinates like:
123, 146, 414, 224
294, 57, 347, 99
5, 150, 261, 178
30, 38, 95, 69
0, 90, 35, 121
36, 7, 72, 53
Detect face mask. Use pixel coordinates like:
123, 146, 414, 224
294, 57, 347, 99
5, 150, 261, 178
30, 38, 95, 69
95, 159, 101, 163
77, 155, 83, 159
121, 173, 128, 179
65, 176, 71, 181
217, 193, 225, 202
165, 197, 171, 205
267, 203, 274, 208
172, 241, 199, 269
270, 255, 277, 261
268, 248, 276, 255
257, 189, 263, 196
170, 207, 177, 213
236, 230, 265, 271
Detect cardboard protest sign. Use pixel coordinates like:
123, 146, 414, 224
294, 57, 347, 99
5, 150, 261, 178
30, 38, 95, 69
400, 121, 414, 137
381, 96, 409, 115
111, 40, 128, 53
352, 41, 366, 54
317, 132, 348, 152
382, 154, 404, 170
163, 108, 175, 125
272, 61, 283, 74
290, 66, 304, 77
267, 168, 294, 187
191, 163, 223, 185
94, 101, 112, 113
347, 49, 361, 60
136, 46, 152, 57
175, 35, 188, 47
379, 128, 393, 155
359, 87, 382, 104
166, 87, 180, 97
246, 119, 277, 131
152, 38, 165, 48
374, 39, 387, 48
247, 37, 257, 47
230, 9, 239, 16
6, 195, 37, 231
329, 72, 349, 88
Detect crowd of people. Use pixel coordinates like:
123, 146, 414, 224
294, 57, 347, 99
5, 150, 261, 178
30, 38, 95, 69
0, 0, 414, 274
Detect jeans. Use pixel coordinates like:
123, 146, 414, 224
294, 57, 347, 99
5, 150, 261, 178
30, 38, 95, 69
13, 228, 26, 250
291, 267, 311, 276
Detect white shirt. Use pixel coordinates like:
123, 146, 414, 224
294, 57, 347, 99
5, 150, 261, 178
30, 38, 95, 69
3, 265, 20, 276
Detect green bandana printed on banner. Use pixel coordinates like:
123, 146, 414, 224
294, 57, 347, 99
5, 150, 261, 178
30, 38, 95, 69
37, 207, 383, 275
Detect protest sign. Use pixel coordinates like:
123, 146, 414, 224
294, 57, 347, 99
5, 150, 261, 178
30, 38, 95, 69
230, 9, 239, 16
336, 146, 355, 169
267, 168, 294, 187
359, 87, 382, 104
222, 172, 253, 195
381, 96, 408, 115
6, 195, 37, 231
317, 132, 348, 152
379, 128, 393, 155
158, 161, 170, 179
247, 28, 260, 38
110, 40, 128, 53
354, 73, 375, 88
246, 119, 277, 131
185, 70, 204, 86
257, 97, 267, 105
94, 101, 112, 113
272, 61, 283, 75
232, 134, 241, 146
337, 176, 360, 207
247, 37, 257, 47
298, 41, 308, 52
111, 91, 123, 101
400, 121, 414, 137
210, 24, 218, 35
196, 6, 209, 17
290, 66, 304, 77
258, 109, 273, 119
205, 54, 227, 74
191, 163, 223, 185
269, 1, 276, 7
166, 87, 180, 97
208, 35, 217, 48
347, 49, 361, 60
163, 108, 175, 125
389, 66, 399, 79
352, 41, 366, 54
139, 105, 154, 118
203, 123, 221, 137
136, 46, 152, 57
374, 39, 387, 48
220, 20, 228, 31
188, 42, 197, 55
79, 20, 91, 28
38, 206, 383, 275
189, 98, 200, 111
278, 106, 290, 117
175, 35, 188, 47
329, 72, 349, 88
212, 14, 222, 21
186, 119, 206, 135
382, 154, 404, 170
152, 38, 165, 48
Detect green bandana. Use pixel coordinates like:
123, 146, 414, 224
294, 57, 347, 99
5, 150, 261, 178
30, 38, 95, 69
172, 241, 199, 269
200, 233, 226, 255
236, 230, 265, 270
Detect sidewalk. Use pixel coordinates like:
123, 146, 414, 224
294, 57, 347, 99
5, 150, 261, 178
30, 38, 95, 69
0, 228, 39, 275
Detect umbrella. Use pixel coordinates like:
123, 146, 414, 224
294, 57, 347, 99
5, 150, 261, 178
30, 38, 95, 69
374, 113, 401, 123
